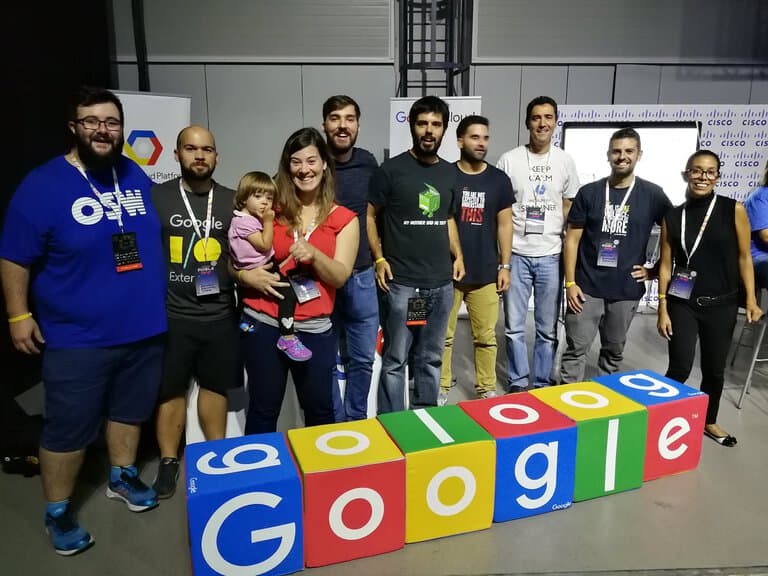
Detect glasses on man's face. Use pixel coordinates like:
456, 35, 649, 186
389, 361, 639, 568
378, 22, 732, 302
75, 116, 122, 131
686, 167, 719, 180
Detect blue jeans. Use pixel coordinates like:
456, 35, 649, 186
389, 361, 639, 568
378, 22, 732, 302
502, 253, 561, 389
241, 317, 336, 434
332, 267, 379, 421
378, 282, 453, 413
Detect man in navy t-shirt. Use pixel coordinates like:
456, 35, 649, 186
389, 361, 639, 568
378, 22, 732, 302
562, 127, 672, 382
438, 115, 513, 405
0, 87, 166, 556
322, 95, 379, 421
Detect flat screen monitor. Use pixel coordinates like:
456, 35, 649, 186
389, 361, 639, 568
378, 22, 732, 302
560, 122, 700, 206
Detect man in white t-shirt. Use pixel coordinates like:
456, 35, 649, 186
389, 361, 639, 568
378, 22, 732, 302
496, 96, 580, 391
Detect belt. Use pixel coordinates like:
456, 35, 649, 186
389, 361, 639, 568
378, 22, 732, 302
694, 291, 738, 308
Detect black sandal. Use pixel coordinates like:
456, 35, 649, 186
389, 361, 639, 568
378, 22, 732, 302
704, 428, 737, 447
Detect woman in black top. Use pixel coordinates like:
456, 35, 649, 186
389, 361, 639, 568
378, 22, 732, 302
657, 150, 763, 447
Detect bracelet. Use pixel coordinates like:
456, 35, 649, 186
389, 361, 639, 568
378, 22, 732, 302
374, 257, 386, 265
658, 294, 666, 300
565, 281, 577, 288
497, 264, 511, 271
8, 312, 32, 324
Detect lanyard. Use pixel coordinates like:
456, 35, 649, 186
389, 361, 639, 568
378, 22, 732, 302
293, 206, 318, 243
525, 147, 551, 205
71, 157, 124, 232
293, 221, 317, 243
178, 179, 214, 260
681, 194, 717, 268
604, 178, 635, 234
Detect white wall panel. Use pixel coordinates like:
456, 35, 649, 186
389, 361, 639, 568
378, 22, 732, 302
473, 66, 522, 165
204, 65, 304, 189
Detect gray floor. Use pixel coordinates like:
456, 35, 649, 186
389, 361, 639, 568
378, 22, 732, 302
2, 308, 767, 576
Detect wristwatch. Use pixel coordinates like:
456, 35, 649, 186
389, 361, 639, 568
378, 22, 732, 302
497, 264, 511, 270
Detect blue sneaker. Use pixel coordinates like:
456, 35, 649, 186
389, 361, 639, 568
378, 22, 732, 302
106, 469, 158, 512
45, 507, 95, 556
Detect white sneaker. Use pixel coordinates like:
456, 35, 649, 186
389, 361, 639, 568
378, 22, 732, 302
438, 390, 449, 406
479, 390, 499, 400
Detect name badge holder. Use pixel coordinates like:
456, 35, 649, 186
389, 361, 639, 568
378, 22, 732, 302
669, 195, 717, 301
112, 232, 143, 272
668, 268, 696, 299
597, 237, 620, 268
524, 206, 545, 235
406, 290, 429, 326
288, 273, 322, 304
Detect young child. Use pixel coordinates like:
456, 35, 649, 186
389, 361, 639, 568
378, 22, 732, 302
229, 171, 312, 361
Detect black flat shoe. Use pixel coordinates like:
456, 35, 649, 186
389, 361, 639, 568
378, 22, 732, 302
704, 428, 737, 447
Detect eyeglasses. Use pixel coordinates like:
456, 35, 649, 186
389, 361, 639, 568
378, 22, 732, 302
686, 168, 719, 180
75, 117, 122, 131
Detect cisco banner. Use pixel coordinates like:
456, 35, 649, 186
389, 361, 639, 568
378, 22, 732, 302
389, 97, 482, 162
115, 90, 191, 184
554, 105, 767, 203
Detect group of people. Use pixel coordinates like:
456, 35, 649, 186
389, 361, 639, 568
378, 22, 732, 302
1, 86, 765, 557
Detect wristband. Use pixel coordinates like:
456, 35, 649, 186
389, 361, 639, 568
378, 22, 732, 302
375, 257, 386, 265
8, 312, 32, 324
497, 264, 511, 271
236, 270, 245, 283
565, 281, 577, 288
658, 294, 666, 300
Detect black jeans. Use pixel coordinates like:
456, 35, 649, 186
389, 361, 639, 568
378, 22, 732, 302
665, 297, 737, 424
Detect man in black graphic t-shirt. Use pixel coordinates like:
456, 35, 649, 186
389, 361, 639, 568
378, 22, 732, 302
562, 127, 672, 382
438, 116, 513, 405
368, 96, 464, 413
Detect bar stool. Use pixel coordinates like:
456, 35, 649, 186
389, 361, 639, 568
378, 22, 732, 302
729, 287, 768, 408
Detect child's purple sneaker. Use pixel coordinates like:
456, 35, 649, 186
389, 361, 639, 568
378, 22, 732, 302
277, 336, 313, 361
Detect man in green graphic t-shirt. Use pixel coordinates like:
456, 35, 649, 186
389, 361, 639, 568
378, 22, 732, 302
367, 96, 465, 413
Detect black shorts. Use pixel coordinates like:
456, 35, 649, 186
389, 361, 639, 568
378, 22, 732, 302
160, 316, 242, 400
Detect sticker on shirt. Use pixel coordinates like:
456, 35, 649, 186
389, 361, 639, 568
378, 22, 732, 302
524, 206, 545, 235
195, 264, 220, 297
289, 274, 321, 304
668, 268, 696, 300
406, 296, 429, 326
112, 232, 143, 272
597, 237, 620, 268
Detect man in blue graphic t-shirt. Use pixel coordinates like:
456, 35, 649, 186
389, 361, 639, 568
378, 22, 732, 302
0, 86, 166, 556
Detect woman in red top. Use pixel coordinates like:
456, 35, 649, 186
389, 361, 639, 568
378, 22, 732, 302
240, 127, 358, 433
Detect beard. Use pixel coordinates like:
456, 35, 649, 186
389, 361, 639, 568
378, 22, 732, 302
75, 133, 124, 172
411, 133, 444, 158
461, 148, 487, 163
181, 163, 215, 184
327, 129, 358, 155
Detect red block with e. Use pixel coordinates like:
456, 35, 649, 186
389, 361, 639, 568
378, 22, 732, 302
593, 370, 708, 481
287, 419, 405, 567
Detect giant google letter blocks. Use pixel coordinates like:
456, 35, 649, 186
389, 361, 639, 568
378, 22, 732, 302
532, 382, 647, 501
185, 371, 708, 574
593, 370, 707, 481
459, 392, 577, 522
185, 433, 303, 576
287, 419, 405, 567
378, 406, 495, 542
